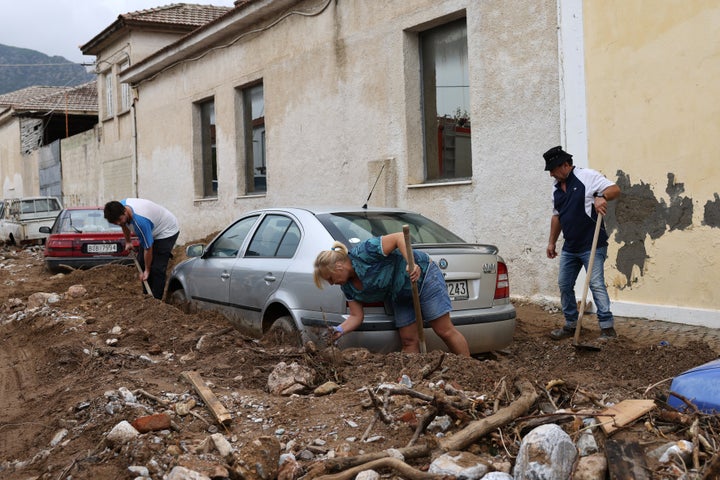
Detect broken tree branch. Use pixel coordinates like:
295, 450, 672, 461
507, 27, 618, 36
437, 378, 538, 452
320, 444, 431, 473
314, 456, 450, 480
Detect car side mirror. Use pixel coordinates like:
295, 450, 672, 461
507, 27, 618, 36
39, 226, 51, 234
186, 244, 205, 258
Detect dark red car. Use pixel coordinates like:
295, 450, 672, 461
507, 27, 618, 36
40, 207, 139, 273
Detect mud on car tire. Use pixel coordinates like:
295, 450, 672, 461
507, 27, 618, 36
168, 288, 196, 314
262, 316, 302, 347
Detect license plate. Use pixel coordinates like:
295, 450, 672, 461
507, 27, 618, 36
86, 243, 118, 253
446, 280, 468, 300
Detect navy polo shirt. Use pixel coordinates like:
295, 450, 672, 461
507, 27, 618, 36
552, 167, 614, 253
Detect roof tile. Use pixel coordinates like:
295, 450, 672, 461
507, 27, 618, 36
0, 81, 97, 113
122, 3, 232, 27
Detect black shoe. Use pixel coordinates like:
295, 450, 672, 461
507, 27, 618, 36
549, 326, 575, 340
599, 327, 617, 340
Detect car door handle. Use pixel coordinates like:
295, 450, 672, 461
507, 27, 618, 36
220, 272, 230, 280
264, 273, 276, 282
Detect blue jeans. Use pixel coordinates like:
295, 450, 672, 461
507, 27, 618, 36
558, 246, 614, 329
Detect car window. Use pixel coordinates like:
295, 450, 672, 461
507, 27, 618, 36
21, 201, 34, 214
276, 222, 301, 258
207, 215, 259, 258
58, 210, 122, 233
246, 214, 299, 258
317, 211, 465, 245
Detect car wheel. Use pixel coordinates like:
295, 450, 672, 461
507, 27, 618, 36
263, 316, 302, 347
168, 288, 195, 313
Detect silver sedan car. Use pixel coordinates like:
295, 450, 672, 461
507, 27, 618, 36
166, 207, 515, 354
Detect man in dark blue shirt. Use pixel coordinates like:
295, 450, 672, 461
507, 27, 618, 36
543, 146, 621, 340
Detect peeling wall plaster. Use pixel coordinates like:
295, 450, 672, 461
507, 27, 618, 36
611, 170, 716, 289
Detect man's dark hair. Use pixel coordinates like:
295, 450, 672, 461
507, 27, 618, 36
104, 201, 125, 223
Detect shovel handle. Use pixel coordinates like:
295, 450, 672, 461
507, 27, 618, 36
132, 252, 153, 295
574, 214, 604, 344
403, 225, 427, 354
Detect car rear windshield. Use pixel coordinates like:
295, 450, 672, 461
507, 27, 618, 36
57, 210, 122, 233
317, 211, 466, 246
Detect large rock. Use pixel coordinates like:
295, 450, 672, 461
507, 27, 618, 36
513, 424, 577, 480
267, 362, 316, 396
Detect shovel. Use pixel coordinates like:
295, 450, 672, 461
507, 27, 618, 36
403, 225, 427, 354
131, 252, 153, 295
573, 213, 604, 351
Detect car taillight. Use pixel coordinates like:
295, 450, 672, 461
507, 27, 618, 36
494, 261, 509, 299
45, 239, 73, 257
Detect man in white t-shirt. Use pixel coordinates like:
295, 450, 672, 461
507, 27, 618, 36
543, 146, 621, 341
104, 198, 180, 299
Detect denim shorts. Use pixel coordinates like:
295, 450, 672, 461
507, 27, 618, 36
394, 262, 452, 328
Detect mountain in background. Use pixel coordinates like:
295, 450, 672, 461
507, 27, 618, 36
0, 44, 95, 95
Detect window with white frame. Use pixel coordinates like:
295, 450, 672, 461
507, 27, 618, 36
195, 99, 217, 198
104, 71, 114, 118
240, 82, 265, 194
119, 60, 131, 112
420, 18, 471, 181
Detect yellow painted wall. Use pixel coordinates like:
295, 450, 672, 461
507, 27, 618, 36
584, 1, 720, 311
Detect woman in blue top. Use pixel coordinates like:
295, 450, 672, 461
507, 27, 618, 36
313, 232, 470, 356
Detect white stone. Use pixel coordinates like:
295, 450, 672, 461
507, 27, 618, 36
482, 473, 514, 480
355, 470, 380, 480
165, 466, 211, 480
429, 451, 489, 479
428, 414, 453, 432
128, 465, 150, 477
105, 421, 139, 445
577, 429, 598, 456
513, 423, 577, 480
210, 433, 234, 457
118, 386, 136, 403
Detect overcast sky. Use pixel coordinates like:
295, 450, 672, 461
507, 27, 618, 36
0, 0, 236, 64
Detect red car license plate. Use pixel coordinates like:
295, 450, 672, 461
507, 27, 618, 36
86, 244, 118, 254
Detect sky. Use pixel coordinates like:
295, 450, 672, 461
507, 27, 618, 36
0, 0, 237, 64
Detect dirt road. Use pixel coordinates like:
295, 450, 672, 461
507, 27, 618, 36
1, 245, 717, 479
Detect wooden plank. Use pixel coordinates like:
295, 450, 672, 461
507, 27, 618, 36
605, 439, 651, 480
182, 370, 232, 426
596, 399, 656, 435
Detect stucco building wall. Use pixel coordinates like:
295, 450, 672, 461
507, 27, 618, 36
59, 130, 101, 207
0, 119, 40, 198
583, 1, 720, 324
131, 0, 562, 299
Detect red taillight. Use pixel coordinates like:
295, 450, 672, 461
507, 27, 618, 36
494, 261, 509, 299
44, 237, 75, 257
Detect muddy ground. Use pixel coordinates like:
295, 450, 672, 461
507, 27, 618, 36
0, 244, 718, 479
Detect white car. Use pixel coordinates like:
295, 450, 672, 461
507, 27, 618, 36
167, 207, 516, 354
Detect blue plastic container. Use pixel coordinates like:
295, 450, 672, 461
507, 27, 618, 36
667, 358, 720, 413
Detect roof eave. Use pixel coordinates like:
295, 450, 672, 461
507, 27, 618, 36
121, 0, 302, 85
81, 18, 201, 56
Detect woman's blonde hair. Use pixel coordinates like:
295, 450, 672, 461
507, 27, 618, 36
313, 241, 349, 289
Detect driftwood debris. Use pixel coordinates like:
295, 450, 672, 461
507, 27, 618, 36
308, 379, 538, 479
181, 370, 232, 426
314, 456, 452, 480
438, 379, 538, 452
321, 444, 432, 473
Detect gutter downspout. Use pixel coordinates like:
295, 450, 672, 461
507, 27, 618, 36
131, 88, 139, 197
